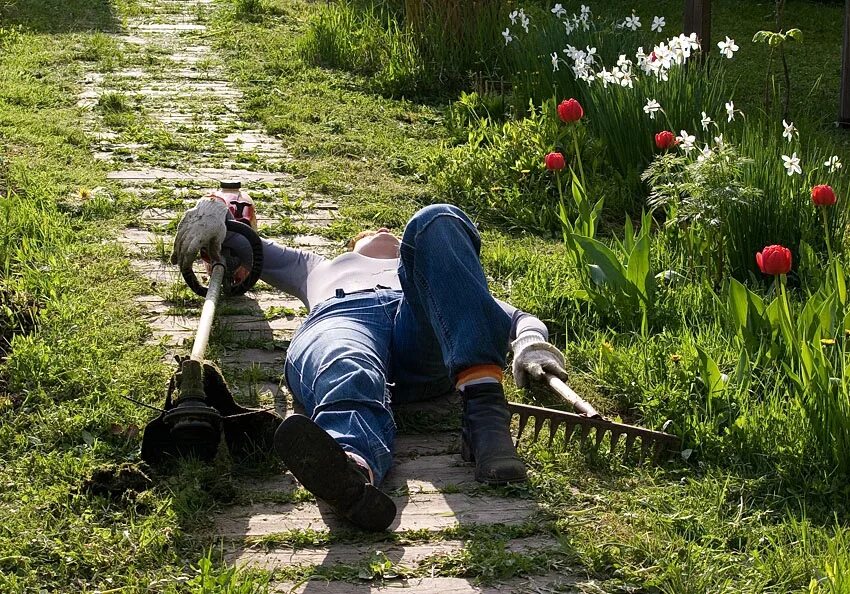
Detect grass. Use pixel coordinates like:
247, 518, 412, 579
210, 0, 850, 591
2, 0, 850, 592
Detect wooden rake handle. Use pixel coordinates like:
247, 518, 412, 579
544, 373, 602, 419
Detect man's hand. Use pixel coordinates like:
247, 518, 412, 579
170, 197, 229, 270
511, 332, 567, 389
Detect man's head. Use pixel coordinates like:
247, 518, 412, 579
346, 228, 400, 259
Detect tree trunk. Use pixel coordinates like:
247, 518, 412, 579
840, 0, 850, 127
684, 0, 712, 52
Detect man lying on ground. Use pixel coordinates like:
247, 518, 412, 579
171, 201, 567, 531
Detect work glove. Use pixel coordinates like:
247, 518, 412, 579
511, 332, 567, 389
170, 197, 230, 270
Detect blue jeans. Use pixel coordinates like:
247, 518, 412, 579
284, 205, 511, 483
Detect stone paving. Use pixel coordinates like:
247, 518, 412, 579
78, 1, 590, 591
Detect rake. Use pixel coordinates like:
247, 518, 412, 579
509, 372, 681, 463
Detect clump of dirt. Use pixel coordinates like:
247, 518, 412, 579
82, 463, 152, 500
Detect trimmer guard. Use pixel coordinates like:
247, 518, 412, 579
141, 359, 282, 465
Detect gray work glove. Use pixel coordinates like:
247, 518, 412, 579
511, 332, 567, 389
169, 197, 230, 270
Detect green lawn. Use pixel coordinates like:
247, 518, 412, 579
1, 0, 850, 592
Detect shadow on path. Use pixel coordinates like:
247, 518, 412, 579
1, 0, 120, 32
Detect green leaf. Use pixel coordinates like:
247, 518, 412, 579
727, 278, 748, 334
626, 233, 651, 301
786, 28, 803, 41
573, 235, 628, 291
696, 345, 726, 400
623, 215, 635, 254
833, 260, 846, 306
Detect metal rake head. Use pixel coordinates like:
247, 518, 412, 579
508, 402, 680, 464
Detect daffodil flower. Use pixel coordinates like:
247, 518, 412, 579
651, 16, 665, 32
725, 101, 736, 122
551, 52, 560, 72
677, 130, 696, 153
551, 3, 567, 18
717, 36, 739, 59
502, 28, 512, 45
782, 120, 798, 142
701, 111, 713, 131
622, 13, 641, 31
644, 99, 662, 119
824, 155, 843, 172
782, 152, 802, 176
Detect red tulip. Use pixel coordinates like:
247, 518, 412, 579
756, 245, 792, 275
811, 184, 837, 207
557, 98, 584, 123
655, 130, 677, 150
544, 152, 566, 171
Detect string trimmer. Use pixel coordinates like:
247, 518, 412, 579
509, 372, 680, 462
140, 181, 280, 464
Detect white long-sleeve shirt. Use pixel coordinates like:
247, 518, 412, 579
248, 239, 549, 341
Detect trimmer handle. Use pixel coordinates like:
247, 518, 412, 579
182, 219, 264, 297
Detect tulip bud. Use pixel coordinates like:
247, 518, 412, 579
557, 98, 584, 123
655, 130, 677, 150
544, 152, 566, 171
811, 184, 837, 207
756, 244, 792, 275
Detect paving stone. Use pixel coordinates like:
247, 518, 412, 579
108, 168, 288, 185
271, 574, 583, 594
229, 535, 560, 571
215, 493, 541, 536
129, 23, 208, 32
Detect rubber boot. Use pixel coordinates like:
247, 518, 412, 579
460, 383, 527, 484
274, 415, 397, 532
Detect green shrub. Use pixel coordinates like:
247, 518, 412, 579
427, 96, 579, 233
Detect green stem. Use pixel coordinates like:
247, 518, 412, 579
821, 208, 833, 262
571, 126, 586, 190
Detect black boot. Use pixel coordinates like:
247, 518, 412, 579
460, 383, 527, 484
273, 415, 397, 532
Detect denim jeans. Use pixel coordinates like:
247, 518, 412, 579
284, 205, 511, 483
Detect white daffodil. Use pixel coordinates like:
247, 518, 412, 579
551, 3, 567, 18
520, 13, 530, 33
572, 62, 594, 82
782, 119, 798, 142
717, 36, 739, 59
509, 10, 519, 25
677, 130, 696, 153
644, 98, 662, 119
725, 101, 736, 122
651, 15, 666, 32
622, 13, 641, 31
551, 52, 560, 72
714, 133, 725, 148
697, 144, 713, 162
581, 4, 591, 17
585, 45, 597, 64
825, 155, 843, 172
597, 68, 617, 88
782, 152, 802, 176
701, 111, 713, 131
502, 28, 513, 45
564, 19, 575, 35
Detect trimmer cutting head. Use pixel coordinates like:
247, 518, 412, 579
140, 358, 281, 466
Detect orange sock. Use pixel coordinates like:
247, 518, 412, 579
456, 364, 502, 392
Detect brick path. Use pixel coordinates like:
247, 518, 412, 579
77, 1, 590, 591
